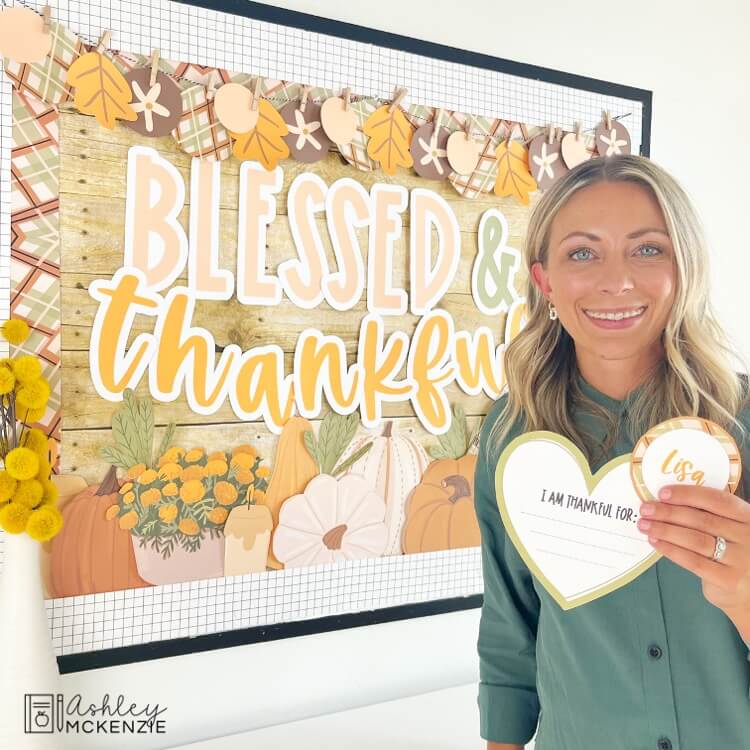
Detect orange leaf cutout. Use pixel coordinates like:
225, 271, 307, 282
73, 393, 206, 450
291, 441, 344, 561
66, 50, 137, 129
230, 99, 290, 170
493, 140, 538, 205
363, 104, 414, 176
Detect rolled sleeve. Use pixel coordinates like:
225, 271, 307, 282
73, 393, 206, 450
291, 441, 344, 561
474, 406, 541, 744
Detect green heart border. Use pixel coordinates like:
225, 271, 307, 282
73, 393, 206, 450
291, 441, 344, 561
494, 430, 661, 610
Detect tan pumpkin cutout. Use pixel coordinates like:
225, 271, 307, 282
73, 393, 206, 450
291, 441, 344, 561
401, 404, 481, 553
0, 6, 52, 64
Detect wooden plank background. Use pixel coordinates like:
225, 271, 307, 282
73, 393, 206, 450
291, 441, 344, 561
58, 109, 537, 484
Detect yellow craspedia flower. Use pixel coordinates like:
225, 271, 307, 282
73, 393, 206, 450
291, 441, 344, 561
179, 479, 204, 504
0, 365, 15, 395
0, 501, 31, 533
184, 447, 205, 464
0, 470, 18, 502
158, 504, 178, 523
255, 466, 271, 478
26, 505, 63, 541
140, 488, 161, 507
178, 518, 200, 536
137, 468, 159, 484
205, 459, 228, 477
5, 446, 39, 480
162, 482, 178, 497
22, 427, 48, 458
118, 510, 138, 530
125, 463, 147, 480
122, 490, 135, 505
230, 453, 255, 470
14, 479, 43, 509
40, 479, 58, 505
158, 462, 181, 481
207, 507, 228, 525
16, 378, 50, 411
105, 504, 120, 521
1, 319, 30, 345
35, 456, 51, 483
214, 481, 238, 506
12, 355, 42, 384
21, 405, 46, 423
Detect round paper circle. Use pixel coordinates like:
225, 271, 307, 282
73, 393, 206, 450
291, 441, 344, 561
122, 68, 183, 137
528, 134, 568, 190
595, 119, 631, 157
560, 132, 594, 169
410, 123, 451, 180
280, 100, 333, 163
630, 416, 742, 502
320, 96, 358, 145
446, 130, 481, 176
0, 7, 52, 65
214, 82, 259, 134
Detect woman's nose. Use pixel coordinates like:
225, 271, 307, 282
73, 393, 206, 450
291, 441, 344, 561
596, 258, 635, 294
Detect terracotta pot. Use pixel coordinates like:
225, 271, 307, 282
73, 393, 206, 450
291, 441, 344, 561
224, 504, 273, 576
131, 533, 225, 585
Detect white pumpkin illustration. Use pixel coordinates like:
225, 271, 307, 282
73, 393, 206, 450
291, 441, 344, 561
272, 473, 388, 567
338, 421, 431, 556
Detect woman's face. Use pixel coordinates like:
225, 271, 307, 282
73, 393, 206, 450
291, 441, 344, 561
530, 180, 677, 368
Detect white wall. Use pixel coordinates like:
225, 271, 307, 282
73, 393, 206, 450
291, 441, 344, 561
60, 1, 750, 748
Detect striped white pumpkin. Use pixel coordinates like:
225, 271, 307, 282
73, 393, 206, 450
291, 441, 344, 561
339, 421, 431, 555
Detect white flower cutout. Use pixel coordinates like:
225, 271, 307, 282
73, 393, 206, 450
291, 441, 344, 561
532, 143, 559, 181
418, 131, 448, 175
599, 127, 628, 156
287, 108, 322, 151
130, 81, 171, 133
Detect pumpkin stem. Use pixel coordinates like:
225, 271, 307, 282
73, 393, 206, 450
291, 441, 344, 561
322, 523, 347, 550
382, 420, 393, 438
96, 464, 121, 496
441, 474, 471, 503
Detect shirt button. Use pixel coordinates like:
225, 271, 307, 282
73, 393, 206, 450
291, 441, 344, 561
657, 737, 672, 750
648, 644, 663, 659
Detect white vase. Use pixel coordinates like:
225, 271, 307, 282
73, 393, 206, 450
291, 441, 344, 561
0, 532, 63, 749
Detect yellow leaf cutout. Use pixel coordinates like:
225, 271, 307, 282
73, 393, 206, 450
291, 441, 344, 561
493, 140, 538, 205
363, 104, 414, 176
66, 51, 137, 129
230, 99, 290, 170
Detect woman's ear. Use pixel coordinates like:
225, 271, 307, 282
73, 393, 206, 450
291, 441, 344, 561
530, 261, 551, 298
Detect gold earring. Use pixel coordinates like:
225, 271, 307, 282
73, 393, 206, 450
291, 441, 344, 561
548, 301, 558, 320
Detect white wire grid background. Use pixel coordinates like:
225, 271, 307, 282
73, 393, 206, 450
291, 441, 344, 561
0, 0, 646, 662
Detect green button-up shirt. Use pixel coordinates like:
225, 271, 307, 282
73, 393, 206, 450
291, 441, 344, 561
475, 372, 750, 749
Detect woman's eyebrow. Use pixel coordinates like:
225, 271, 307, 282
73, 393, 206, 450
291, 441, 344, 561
559, 227, 670, 242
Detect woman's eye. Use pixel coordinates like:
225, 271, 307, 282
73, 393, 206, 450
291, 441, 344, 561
569, 248, 593, 261
637, 244, 662, 257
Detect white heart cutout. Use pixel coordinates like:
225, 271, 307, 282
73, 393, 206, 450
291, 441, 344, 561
495, 431, 659, 610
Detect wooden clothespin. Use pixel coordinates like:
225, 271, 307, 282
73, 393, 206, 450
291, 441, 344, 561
149, 49, 160, 88
299, 85, 311, 113
547, 123, 555, 144
251, 76, 262, 111
574, 121, 583, 142
206, 70, 219, 100
603, 110, 612, 130
96, 30, 111, 54
434, 107, 444, 127
42, 5, 51, 33
388, 86, 407, 113
342, 87, 350, 111
463, 115, 473, 141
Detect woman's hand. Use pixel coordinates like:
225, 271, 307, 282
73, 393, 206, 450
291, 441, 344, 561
637, 484, 750, 641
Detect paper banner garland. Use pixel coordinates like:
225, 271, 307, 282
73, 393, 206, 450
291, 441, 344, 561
0, 6, 52, 65
280, 97, 333, 163
230, 98, 290, 169
213, 81, 259, 133
493, 135, 538, 205
320, 89, 358, 146
561, 122, 595, 168
528, 127, 569, 190
172, 83, 232, 161
122, 67, 182, 136
410, 118, 451, 180
446, 121, 482, 176
595, 111, 631, 157
337, 96, 379, 171
363, 92, 415, 175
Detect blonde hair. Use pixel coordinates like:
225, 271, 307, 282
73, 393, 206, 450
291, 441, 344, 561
485, 154, 750, 472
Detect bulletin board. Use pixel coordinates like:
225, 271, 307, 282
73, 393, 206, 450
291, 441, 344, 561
0, 0, 652, 672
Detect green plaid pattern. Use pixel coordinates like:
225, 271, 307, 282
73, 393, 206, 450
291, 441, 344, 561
172, 84, 232, 161
338, 96, 379, 172
3, 21, 84, 105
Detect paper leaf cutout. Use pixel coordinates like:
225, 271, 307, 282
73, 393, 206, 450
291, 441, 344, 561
230, 98, 290, 169
363, 104, 414, 175
66, 50, 138, 129
493, 139, 537, 205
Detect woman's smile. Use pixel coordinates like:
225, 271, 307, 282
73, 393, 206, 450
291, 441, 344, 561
582, 304, 648, 329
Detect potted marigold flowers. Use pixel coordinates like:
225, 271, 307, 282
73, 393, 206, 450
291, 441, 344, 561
0, 317, 62, 749
102, 390, 272, 585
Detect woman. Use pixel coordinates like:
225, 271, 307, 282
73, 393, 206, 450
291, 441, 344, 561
474, 153, 750, 750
